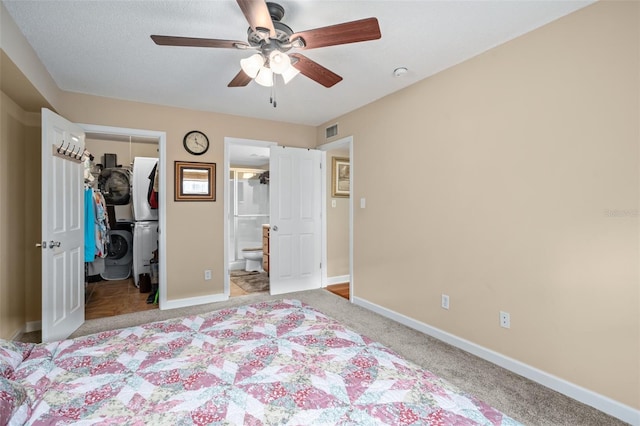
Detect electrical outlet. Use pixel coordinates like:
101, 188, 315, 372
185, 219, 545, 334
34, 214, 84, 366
441, 294, 450, 310
204, 270, 212, 280
500, 311, 510, 328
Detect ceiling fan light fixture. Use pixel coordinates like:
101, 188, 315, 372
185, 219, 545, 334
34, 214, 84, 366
255, 66, 274, 87
240, 53, 265, 78
269, 51, 291, 74
281, 65, 300, 84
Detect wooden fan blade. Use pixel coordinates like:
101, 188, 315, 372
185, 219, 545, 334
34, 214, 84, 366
228, 70, 252, 87
151, 35, 248, 49
290, 17, 381, 50
290, 53, 342, 88
236, 0, 276, 38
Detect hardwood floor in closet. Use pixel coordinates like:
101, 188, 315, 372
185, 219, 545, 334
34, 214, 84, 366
85, 278, 157, 320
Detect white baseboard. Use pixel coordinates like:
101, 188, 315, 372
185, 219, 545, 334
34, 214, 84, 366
327, 275, 350, 286
25, 320, 41, 333
10, 321, 42, 340
353, 296, 640, 426
161, 293, 228, 310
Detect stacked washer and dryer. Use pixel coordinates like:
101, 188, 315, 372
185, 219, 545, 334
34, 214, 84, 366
100, 166, 133, 281
99, 156, 158, 286
130, 157, 159, 287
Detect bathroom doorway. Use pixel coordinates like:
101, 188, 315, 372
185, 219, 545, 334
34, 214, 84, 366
224, 138, 276, 297
229, 167, 270, 296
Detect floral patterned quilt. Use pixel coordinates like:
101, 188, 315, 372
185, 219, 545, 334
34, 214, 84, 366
4, 299, 522, 425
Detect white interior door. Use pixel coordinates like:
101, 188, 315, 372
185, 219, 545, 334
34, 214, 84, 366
41, 108, 85, 342
269, 146, 322, 295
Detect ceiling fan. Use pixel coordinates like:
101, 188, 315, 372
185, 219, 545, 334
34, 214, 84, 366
151, 0, 381, 89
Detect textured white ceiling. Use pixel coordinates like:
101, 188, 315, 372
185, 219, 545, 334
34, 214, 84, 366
2, 0, 593, 126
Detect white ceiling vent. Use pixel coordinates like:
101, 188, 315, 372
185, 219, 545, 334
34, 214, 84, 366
325, 123, 338, 139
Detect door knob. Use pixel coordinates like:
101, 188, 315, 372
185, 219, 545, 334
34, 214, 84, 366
49, 241, 61, 248
272, 225, 278, 231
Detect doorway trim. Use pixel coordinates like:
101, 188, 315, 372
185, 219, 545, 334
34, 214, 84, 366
223, 137, 277, 297
78, 123, 167, 308
317, 136, 353, 302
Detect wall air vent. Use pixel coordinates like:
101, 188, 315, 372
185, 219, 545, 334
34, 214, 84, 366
325, 123, 338, 139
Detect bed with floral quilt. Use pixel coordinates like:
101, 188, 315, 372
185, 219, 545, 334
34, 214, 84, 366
1, 299, 522, 425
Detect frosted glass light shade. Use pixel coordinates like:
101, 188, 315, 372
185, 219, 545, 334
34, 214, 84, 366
281, 65, 300, 84
269, 51, 291, 74
255, 67, 274, 87
240, 54, 264, 78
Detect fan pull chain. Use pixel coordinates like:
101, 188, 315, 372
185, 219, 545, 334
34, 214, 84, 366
270, 74, 277, 108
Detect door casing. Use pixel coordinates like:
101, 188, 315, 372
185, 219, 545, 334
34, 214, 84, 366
78, 123, 166, 308
224, 136, 354, 299
223, 137, 277, 296
318, 136, 354, 301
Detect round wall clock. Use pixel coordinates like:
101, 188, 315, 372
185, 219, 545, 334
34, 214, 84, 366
183, 130, 209, 155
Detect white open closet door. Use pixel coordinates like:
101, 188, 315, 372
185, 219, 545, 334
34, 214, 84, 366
41, 108, 85, 342
269, 146, 322, 295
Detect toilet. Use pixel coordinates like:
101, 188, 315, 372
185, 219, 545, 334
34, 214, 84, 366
242, 248, 263, 272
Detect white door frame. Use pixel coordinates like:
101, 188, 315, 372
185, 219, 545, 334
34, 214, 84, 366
223, 137, 277, 296
78, 124, 167, 308
317, 136, 354, 301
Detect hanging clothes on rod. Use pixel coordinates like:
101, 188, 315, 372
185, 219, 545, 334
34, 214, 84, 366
84, 187, 96, 262
92, 190, 109, 258
83, 150, 96, 184
147, 161, 159, 209
84, 187, 110, 275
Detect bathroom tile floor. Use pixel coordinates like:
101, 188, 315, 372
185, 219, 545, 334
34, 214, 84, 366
230, 280, 250, 297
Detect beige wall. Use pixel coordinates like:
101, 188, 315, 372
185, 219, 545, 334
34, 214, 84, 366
85, 138, 159, 169
57, 92, 316, 301
24, 123, 41, 325
326, 149, 350, 278
318, 1, 639, 408
0, 91, 40, 338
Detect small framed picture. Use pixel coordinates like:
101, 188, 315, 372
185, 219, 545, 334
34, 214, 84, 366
331, 157, 350, 198
174, 161, 216, 201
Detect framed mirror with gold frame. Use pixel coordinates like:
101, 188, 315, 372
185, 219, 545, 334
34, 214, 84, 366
174, 161, 216, 201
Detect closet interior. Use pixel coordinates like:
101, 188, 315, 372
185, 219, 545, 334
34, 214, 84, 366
83, 133, 160, 319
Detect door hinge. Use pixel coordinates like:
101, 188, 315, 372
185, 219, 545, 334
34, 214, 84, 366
320, 262, 322, 269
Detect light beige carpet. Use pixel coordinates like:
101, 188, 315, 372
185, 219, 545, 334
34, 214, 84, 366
21, 289, 627, 425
